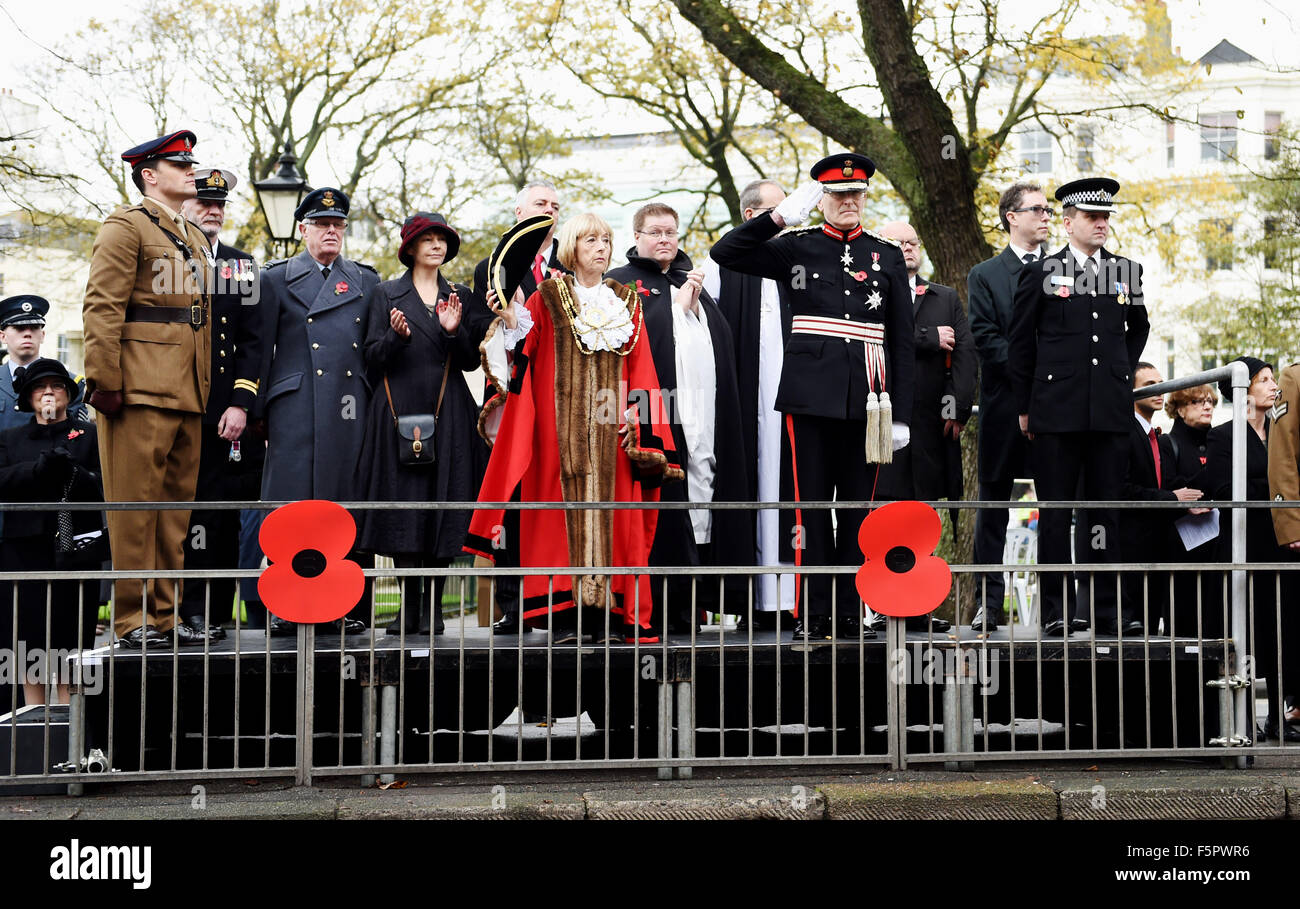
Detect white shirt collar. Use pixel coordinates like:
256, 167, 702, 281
1135, 411, 1154, 435
1008, 241, 1042, 262
1068, 245, 1102, 271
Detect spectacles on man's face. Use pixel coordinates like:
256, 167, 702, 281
637, 229, 678, 240
1011, 205, 1056, 218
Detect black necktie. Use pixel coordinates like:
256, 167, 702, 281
321, 266, 331, 282
1022, 253, 1036, 264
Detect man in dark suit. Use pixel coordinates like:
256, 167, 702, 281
257, 187, 379, 635
1118, 363, 1205, 635
466, 181, 569, 635
1008, 177, 1150, 636
874, 220, 975, 632
710, 153, 915, 641
967, 181, 1051, 632
703, 179, 795, 628
178, 168, 263, 639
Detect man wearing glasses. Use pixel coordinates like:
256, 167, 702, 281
967, 182, 1052, 633
257, 187, 379, 634
607, 202, 752, 635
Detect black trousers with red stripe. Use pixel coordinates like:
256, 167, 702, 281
779, 413, 878, 620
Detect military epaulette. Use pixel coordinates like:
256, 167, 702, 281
263, 259, 288, 269
865, 230, 900, 247
787, 224, 823, 234
358, 262, 379, 275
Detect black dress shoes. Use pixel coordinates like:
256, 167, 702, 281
1261, 718, 1300, 743
332, 617, 367, 635
1042, 619, 1067, 637
492, 612, 533, 634
1070, 617, 1090, 633
838, 615, 876, 639
116, 626, 169, 648
181, 615, 226, 642
268, 616, 296, 637
969, 607, 1002, 633
1121, 620, 1144, 635
906, 614, 951, 633
172, 621, 216, 646
791, 616, 833, 641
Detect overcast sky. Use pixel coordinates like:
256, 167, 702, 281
2, 0, 1297, 91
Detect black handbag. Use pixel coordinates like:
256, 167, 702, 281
53, 469, 111, 570
385, 358, 450, 468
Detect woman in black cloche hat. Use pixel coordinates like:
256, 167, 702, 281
0, 358, 105, 705
354, 214, 488, 635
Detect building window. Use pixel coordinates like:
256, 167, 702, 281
1019, 128, 1052, 173
1265, 111, 1282, 160
1076, 125, 1096, 171
1166, 121, 1176, 167
1200, 112, 1238, 161
1202, 219, 1234, 271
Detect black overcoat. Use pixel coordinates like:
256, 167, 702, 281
356, 272, 489, 559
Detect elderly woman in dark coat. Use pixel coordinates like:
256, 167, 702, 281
357, 213, 488, 634
0, 359, 104, 705
1163, 383, 1219, 634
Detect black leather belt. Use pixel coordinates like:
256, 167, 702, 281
125, 304, 206, 328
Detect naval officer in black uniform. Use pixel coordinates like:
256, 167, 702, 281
179, 168, 263, 639
1008, 177, 1149, 636
710, 153, 914, 640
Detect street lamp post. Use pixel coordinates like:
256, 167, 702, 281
252, 142, 310, 260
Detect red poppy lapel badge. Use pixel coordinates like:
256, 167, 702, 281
335, 281, 349, 295
854, 500, 952, 617
221, 265, 233, 280
66, 429, 84, 441
634, 279, 650, 297
258, 500, 365, 624
1055, 285, 1070, 298
915, 284, 926, 295
853, 270, 868, 282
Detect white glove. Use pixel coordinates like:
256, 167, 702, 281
774, 180, 825, 227
891, 422, 910, 451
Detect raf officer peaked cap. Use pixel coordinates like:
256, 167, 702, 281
811, 152, 876, 191
295, 187, 350, 222
194, 167, 239, 201
1056, 177, 1120, 212
0, 294, 49, 329
121, 130, 198, 167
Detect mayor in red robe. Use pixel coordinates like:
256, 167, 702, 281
465, 213, 684, 643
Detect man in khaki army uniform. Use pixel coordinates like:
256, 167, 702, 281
82, 129, 213, 648
1271, 362, 1300, 555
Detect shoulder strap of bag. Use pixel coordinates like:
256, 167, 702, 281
384, 355, 452, 428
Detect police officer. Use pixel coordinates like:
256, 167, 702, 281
0, 296, 87, 431
177, 168, 263, 640
257, 186, 378, 635
710, 153, 914, 640
82, 129, 213, 648
1008, 177, 1149, 636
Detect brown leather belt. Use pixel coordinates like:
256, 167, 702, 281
125, 304, 206, 328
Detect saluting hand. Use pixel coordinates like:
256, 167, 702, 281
438, 292, 462, 333
390, 307, 411, 338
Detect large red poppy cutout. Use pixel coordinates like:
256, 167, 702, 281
855, 500, 951, 617
258, 500, 365, 624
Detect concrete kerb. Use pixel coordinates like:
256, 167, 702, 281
1057, 774, 1287, 820
820, 779, 1057, 820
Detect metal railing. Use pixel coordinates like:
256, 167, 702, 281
2, 364, 1297, 790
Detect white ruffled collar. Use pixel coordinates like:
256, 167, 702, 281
569, 279, 633, 352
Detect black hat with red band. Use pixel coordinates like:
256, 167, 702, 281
398, 212, 461, 267
810, 152, 876, 191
